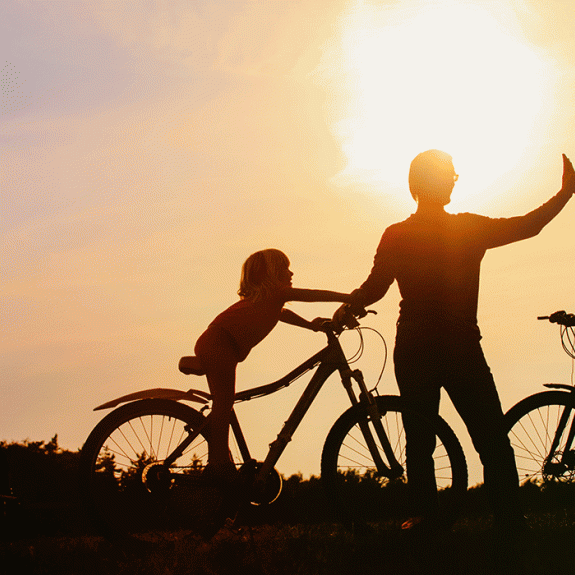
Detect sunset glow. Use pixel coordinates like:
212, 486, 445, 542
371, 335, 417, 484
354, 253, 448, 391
3, 1, 575, 486
329, 2, 549, 204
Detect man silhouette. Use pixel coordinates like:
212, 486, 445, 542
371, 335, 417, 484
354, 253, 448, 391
347, 150, 575, 532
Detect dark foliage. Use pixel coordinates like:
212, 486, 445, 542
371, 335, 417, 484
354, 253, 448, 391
1, 436, 85, 537
2, 437, 575, 574
2, 436, 575, 541
1, 435, 80, 503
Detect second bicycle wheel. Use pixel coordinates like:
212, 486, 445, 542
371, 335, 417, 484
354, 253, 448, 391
321, 395, 467, 528
505, 390, 575, 484
79, 398, 222, 543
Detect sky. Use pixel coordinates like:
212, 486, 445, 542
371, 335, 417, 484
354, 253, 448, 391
2, 0, 575, 486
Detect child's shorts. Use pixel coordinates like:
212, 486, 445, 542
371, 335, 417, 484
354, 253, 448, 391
194, 325, 242, 369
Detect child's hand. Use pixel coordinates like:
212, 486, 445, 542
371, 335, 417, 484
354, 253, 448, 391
310, 317, 329, 332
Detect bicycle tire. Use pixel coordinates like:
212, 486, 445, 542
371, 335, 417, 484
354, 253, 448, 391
321, 395, 467, 528
79, 399, 220, 543
505, 390, 575, 484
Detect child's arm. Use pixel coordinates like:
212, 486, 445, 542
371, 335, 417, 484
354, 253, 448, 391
281, 287, 353, 304
280, 309, 327, 332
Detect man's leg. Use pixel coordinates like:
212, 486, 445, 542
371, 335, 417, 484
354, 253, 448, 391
444, 339, 523, 528
394, 334, 442, 521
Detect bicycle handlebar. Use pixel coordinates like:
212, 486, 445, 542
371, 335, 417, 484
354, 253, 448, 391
328, 304, 376, 335
538, 310, 575, 327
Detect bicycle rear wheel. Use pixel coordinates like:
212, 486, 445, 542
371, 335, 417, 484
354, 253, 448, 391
505, 391, 575, 484
321, 395, 467, 529
79, 399, 220, 543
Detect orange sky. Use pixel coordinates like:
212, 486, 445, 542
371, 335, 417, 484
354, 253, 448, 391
2, 0, 575, 485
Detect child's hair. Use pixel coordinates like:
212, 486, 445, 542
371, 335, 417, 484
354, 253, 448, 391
238, 249, 290, 302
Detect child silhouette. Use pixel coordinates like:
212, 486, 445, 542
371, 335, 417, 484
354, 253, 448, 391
180, 249, 353, 482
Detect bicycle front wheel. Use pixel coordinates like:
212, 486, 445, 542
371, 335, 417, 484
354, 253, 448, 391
79, 399, 217, 543
505, 390, 575, 484
321, 395, 467, 528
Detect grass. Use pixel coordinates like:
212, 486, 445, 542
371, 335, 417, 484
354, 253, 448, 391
3, 512, 575, 575
2, 477, 574, 574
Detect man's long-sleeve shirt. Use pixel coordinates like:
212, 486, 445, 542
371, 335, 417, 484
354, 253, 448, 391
359, 188, 572, 329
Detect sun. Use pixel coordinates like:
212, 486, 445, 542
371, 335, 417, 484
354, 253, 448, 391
325, 1, 550, 209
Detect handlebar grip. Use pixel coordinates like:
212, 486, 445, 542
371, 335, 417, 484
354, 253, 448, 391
538, 311, 575, 326
330, 304, 375, 334
537, 316, 550, 320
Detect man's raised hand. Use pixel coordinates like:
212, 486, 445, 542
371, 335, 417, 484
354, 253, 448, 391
562, 154, 575, 196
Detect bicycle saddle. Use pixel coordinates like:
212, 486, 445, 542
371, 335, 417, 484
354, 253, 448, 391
178, 356, 206, 376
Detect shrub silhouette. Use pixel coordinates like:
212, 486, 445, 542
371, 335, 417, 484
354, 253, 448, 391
2, 434, 575, 538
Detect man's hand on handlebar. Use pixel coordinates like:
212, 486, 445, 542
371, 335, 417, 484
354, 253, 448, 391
331, 302, 375, 334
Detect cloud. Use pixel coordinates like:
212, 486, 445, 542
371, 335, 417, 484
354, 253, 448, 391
83, 0, 348, 79
86, 0, 239, 75
214, 0, 348, 77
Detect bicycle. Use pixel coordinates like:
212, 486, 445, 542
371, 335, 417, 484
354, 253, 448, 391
79, 306, 467, 543
505, 310, 575, 484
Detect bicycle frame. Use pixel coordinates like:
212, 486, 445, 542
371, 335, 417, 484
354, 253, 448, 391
506, 312, 575, 483
541, 384, 575, 476
533, 312, 575, 477
97, 326, 404, 489
231, 329, 403, 486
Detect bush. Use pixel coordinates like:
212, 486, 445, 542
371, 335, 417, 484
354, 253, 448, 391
1, 436, 84, 537
2, 435, 575, 539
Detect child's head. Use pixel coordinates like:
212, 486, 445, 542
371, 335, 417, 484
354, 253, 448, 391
238, 249, 291, 301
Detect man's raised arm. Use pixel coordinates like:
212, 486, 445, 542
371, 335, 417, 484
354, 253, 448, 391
485, 154, 575, 248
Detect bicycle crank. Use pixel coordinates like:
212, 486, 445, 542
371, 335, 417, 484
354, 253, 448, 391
142, 461, 173, 494
543, 452, 575, 482
241, 460, 283, 505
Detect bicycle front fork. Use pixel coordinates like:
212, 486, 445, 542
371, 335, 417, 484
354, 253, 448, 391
543, 403, 575, 479
343, 369, 404, 481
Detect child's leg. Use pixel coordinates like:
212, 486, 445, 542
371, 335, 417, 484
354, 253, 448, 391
195, 327, 239, 473
205, 361, 236, 470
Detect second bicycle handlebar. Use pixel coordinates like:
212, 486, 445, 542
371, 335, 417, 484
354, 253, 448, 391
538, 310, 575, 327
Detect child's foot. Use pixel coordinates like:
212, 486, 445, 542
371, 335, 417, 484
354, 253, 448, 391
198, 463, 243, 540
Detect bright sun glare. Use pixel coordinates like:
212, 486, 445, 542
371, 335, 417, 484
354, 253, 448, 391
330, 1, 549, 208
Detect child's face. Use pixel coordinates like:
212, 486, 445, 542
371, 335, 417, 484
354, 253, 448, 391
278, 264, 293, 287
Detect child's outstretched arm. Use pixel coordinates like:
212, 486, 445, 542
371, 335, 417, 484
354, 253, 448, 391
280, 309, 327, 332
278, 289, 356, 330
281, 288, 353, 304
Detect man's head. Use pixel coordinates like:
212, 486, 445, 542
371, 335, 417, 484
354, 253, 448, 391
409, 149, 458, 205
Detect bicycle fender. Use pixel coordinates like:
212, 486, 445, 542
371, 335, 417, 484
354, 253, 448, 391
544, 383, 575, 391
93, 387, 211, 411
